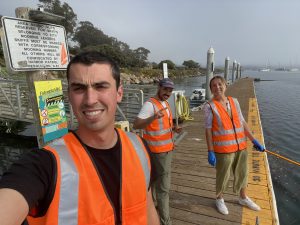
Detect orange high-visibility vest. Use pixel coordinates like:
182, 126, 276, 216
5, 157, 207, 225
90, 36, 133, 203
27, 129, 150, 225
208, 97, 247, 153
143, 97, 174, 153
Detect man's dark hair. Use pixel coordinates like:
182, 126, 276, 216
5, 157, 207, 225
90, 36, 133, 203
66, 51, 121, 88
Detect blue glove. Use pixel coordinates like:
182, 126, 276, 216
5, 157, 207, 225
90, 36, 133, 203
208, 151, 216, 166
252, 139, 265, 152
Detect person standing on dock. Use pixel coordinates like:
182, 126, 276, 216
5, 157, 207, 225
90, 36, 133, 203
204, 75, 265, 215
0, 51, 159, 225
133, 78, 182, 225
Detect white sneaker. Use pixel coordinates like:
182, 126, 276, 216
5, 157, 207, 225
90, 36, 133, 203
216, 198, 229, 215
239, 196, 261, 211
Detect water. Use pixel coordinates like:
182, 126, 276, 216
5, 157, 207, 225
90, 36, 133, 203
174, 71, 300, 225
1, 72, 299, 224
173, 75, 207, 97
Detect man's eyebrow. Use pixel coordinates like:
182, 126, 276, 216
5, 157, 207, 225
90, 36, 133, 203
69, 81, 111, 87
92, 81, 111, 86
69, 82, 87, 87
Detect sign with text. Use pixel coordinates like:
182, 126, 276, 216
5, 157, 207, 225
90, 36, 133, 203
1, 16, 69, 71
34, 80, 68, 143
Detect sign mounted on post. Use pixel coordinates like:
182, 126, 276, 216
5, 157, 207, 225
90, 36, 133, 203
34, 80, 68, 144
1, 16, 69, 71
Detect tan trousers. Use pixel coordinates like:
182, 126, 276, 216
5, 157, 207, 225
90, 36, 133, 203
215, 149, 248, 197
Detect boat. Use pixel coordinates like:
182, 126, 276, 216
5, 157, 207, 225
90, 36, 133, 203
259, 68, 271, 72
259, 60, 271, 72
289, 68, 299, 72
189, 88, 206, 106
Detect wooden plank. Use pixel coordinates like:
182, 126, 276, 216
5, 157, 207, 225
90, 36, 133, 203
170, 208, 241, 225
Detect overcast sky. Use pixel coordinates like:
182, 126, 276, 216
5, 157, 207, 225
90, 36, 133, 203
1, 0, 300, 67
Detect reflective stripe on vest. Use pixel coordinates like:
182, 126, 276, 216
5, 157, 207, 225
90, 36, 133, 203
209, 97, 247, 153
144, 128, 171, 136
126, 132, 150, 188
213, 137, 247, 146
28, 130, 150, 225
143, 138, 173, 147
48, 138, 78, 225
143, 98, 174, 153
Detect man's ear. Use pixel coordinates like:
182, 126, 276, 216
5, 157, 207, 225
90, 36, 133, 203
117, 85, 123, 103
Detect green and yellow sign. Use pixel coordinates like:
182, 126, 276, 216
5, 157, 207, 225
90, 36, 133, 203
34, 80, 68, 143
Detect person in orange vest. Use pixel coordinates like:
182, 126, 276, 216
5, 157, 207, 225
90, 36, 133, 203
133, 78, 182, 225
204, 75, 265, 215
0, 51, 160, 225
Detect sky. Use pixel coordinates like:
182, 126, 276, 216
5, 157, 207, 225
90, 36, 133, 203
1, 0, 300, 68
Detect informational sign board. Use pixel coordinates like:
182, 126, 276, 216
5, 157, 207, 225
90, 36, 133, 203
34, 80, 68, 143
1, 16, 69, 71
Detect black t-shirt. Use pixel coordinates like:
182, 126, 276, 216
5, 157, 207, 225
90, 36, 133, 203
0, 132, 151, 225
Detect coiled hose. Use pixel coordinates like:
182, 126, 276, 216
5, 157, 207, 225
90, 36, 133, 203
175, 94, 194, 121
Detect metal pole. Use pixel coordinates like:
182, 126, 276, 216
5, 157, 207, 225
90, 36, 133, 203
224, 57, 230, 82
163, 63, 168, 78
236, 63, 240, 80
232, 60, 237, 83
239, 65, 242, 78
205, 47, 215, 100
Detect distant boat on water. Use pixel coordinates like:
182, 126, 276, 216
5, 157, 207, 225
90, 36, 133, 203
274, 67, 286, 71
259, 60, 271, 72
259, 68, 271, 72
289, 68, 299, 72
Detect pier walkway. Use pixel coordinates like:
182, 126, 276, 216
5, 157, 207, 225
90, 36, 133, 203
170, 78, 279, 225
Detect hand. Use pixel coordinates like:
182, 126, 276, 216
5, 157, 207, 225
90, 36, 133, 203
173, 126, 182, 133
208, 151, 216, 166
252, 139, 265, 152
154, 107, 167, 119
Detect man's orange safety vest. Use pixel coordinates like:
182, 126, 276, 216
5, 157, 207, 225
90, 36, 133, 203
27, 129, 150, 225
209, 96, 247, 153
143, 97, 174, 153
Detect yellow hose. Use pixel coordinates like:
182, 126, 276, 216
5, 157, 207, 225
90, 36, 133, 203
175, 94, 194, 121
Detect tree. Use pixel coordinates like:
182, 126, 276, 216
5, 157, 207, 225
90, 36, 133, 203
182, 60, 200, 69
111, 41, 135, 67
133, 47, 150, 61
73, 21, 112, 48
133, 47, 150, 67
82, 44, 126, 67
38, 0, 77, 40
151, 62, 159, 69
158, 60, 176, 70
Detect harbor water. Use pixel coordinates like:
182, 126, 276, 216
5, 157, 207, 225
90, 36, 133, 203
0, 71, 299, 224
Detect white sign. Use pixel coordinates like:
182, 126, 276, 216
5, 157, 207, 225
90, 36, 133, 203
1, 17, 69, 71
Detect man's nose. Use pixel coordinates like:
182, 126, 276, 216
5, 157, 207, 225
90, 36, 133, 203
85, 87, 98, 105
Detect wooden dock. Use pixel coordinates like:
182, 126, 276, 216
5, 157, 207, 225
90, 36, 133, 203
170, 78, 279, 225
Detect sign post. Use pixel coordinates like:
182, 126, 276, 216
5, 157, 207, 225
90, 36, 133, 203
1, 8, 69, 148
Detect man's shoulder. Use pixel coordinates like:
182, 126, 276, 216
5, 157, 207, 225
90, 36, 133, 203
46, 132, 76, 147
